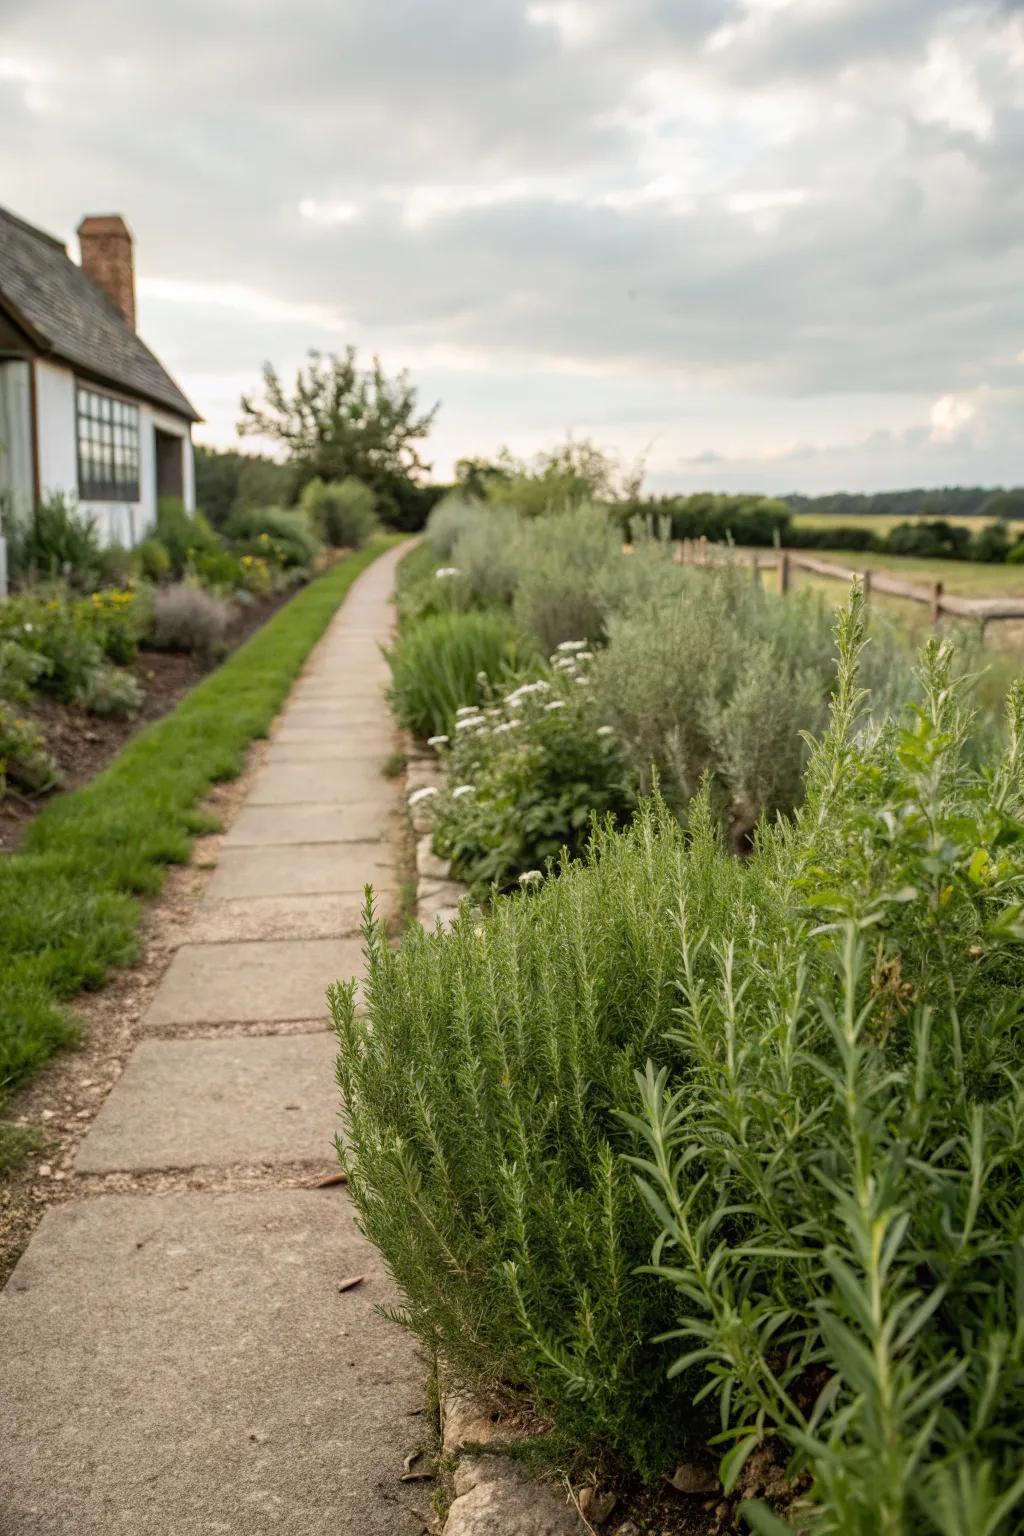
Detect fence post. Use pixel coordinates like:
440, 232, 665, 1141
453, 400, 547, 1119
863, 568, 872, 603
779, 550, 791, 596
751, 553, 761, 587
931, 580, 943, 626
698, 535, 708, 568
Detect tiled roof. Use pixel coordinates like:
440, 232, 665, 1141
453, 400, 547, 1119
0, 206, 199, 422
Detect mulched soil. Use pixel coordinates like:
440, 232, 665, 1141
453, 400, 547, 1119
0, 587, 293, 853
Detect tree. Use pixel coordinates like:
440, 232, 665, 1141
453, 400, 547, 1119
237, 349, 439, 525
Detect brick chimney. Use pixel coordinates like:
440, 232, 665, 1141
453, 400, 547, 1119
77, 214, 136, 329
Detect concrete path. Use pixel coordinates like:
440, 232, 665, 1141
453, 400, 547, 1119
0, 546, 425, 1535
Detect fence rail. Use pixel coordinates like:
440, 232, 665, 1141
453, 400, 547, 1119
673, 537, 1024, 632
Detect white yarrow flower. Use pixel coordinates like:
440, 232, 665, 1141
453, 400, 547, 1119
544, 700, 566, 711
518, 870, 543, 885
453, 784, 476, 799
556, 640, 587, 652
427, 734, 449, 747
575, 676, 590, 686
455, 714, 486, 731
455, 705, 480, 718
435, 567, 459, 579
408, 786, 439, 807
596, 725, 614, 736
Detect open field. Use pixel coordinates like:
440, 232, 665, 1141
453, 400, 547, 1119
790, 511, 1004, 536
782, 547, 1024, 597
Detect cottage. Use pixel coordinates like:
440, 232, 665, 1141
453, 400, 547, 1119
0, 206, 199, 549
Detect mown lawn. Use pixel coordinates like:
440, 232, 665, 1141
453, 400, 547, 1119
0, 537, 399, 1150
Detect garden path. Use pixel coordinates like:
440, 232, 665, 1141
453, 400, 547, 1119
0, 545, 427, 1534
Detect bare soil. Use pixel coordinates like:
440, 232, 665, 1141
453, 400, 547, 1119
0, 586, 294, 852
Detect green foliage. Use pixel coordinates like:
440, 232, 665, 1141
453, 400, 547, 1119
154, 497, 222, 578
194, 443, 296, 528
137, 536, 172, 584
0, 588, 146, 707
464, 438, 640, 517
300, 477, 379, 549
332, 805, 699, 1478
885, 518, 972, 560
512, 504, 625, 651
0, 704, 59, 797
639, 492, 792, 548
430, 653, 634, 891
74, 665, 143, 720
225, 503, 323, 569
968, 521, 1011, 563
0, 639, 49, 703
0, 540, 396, 1108
386, 608, 532, 739
16, 493, 102, 589
337, 593, 1024, 1523
238, 347, 439, 526
629, 599, 1024, 1534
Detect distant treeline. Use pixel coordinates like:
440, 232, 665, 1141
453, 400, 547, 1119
786, 487, 1024, 521
626, 492, 1024, 564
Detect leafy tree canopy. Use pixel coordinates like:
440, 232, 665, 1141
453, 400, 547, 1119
238, 349, 440, 512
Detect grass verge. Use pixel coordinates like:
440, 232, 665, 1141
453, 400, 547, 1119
0, 537, 400, 1156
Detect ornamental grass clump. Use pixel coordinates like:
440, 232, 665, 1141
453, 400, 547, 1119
335, 589, 1024, 1526
384, 608, 535, 739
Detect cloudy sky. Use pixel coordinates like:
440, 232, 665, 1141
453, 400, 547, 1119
2, 0, 1023, 493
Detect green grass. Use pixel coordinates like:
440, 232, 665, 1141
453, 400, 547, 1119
790, 547, 1024, 597
0, 537, 400, 1142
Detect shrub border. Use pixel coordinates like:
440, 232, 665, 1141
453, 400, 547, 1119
0, 537, 401, 1128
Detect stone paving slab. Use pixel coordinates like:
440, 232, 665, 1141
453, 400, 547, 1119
205, 843, 397, 900
263, 737, 396, 764
188, 894, 381, 944
0, 1192, 422, 1535
225, 802, 390, 848
270, 709, 389, 734
144, 937, 365, 1027
246, 758, 393, 806
76, 1034, 341, 1172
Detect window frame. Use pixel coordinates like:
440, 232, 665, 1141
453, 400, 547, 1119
75, 383, 141, 503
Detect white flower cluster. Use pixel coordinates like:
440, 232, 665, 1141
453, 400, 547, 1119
435, 567, 459, 579
408, 786, 438, 807
518, 870, 543, 885
427, 734, 449, 748
452, 784, 476, 799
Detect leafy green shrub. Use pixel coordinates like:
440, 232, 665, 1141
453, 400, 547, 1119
16, 493, 102, 589
335, 594, 1024, 1523
885, 518, 971, 560
0, 706, 59, 797
512, 504, 624, 651
385, 609, 533, 738
74, 665, 143, 720
226, 504, 323, 569
149, 582, 231, 654
0, 593, 105, 703
0, 639, 49, 702
448, 504, 525, 609
588, 569, 836, 844
96, 540, 136, 587
967, 521, 1011, 563
154, 497, 223, 578
424, 494, 484, 559
137, 536, 172, 584
300, 477, 379, 549
75, 588, 145, 666
631, 600, 1024, 1535
431, 650, 633, 891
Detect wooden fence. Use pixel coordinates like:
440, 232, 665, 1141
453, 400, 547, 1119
673, 537, 1024, 635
